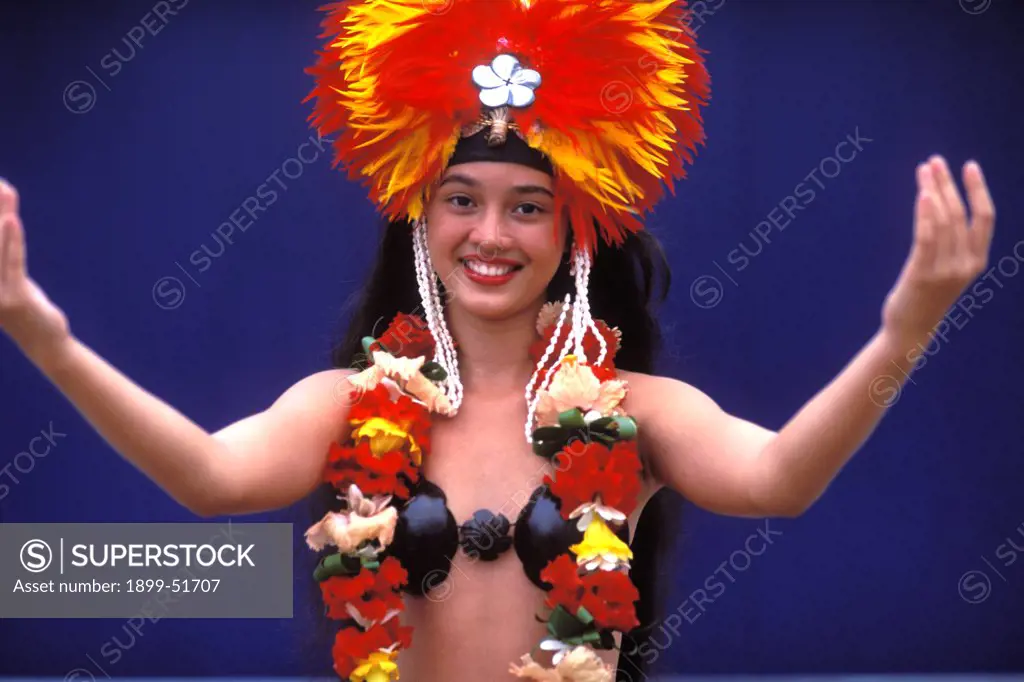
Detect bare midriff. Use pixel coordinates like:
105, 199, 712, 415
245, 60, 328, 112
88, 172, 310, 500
390, 388, 648, 681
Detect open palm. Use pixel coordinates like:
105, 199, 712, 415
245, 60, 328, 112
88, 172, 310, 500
882, 156, 996, 346
0, 180, 70, 350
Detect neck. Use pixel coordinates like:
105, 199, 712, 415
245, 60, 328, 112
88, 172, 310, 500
445, 301, 543, 394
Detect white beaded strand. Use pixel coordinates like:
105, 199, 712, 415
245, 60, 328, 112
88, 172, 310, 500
412, 218, 464, 412
570, 247, 596, 363
415, 221, 461, 410
522, 246, 598, 443
573, 247, 608, 367
524, 293, 571, 443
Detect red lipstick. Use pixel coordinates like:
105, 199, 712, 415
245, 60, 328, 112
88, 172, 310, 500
460, 256, 522, 287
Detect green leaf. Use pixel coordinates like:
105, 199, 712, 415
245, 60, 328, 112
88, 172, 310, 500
588, 416, 616, 431
312, 552, 361, 581
545, 604, 604, 642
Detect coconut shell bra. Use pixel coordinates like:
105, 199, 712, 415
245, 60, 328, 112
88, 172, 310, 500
386, 478, 632, 597
304, 304, 645, 682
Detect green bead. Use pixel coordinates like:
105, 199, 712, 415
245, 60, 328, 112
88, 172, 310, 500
532, 426, 568, 458
361, 336, 376, 356
558, 409, 585, 429
612, 416, 638, 440
420, 361, 448, 382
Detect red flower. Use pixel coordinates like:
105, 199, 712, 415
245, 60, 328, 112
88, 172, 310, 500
325, 440, 418, 498
326, 384, 434, 497
321, 570, 374, 619
541, 555, 639, 632
360, 557, 409, 622
541, 554, 584, 611
348, 384, 433, 462
320, 557, 409, 622
369, 313, 435, 359
332, 618, 413, 679
545, 440, 643, 517
590, 363, 618, 382
529, 317, 620, 372
580, 570, 639, 632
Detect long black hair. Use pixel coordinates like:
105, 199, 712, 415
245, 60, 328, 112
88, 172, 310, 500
304, 216, 681, 679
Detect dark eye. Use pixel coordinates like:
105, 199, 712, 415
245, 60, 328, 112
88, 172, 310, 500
446, 195, 474, 209
515, 203, 545, 216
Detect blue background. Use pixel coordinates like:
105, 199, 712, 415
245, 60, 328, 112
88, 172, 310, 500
1, 0, 1022, 677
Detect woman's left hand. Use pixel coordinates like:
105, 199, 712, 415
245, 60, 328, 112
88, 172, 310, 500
881, 155, 996, 348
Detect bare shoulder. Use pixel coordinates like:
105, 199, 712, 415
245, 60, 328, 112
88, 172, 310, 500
615, 368, 779, 517
617, 368, 712, 416
271, 367, 358, 410
208, 367, 360, 515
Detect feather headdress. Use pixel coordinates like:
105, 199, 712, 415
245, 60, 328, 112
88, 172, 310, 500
305, 0, 710, 252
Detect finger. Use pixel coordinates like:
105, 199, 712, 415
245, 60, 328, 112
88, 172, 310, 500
918, 161, 953, 265
0, 218, 11, 292
1, 214, 26, 287
0, 178, 17, 217
963, 160, 996, 259
931, 156, 969, 259
911, 183, 939, 271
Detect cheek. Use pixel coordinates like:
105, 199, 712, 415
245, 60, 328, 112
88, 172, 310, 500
425, 217, 462, 268
524, 231, 565, 274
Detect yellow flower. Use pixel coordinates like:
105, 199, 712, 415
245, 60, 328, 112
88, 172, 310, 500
351, 416, 422, 465
569, 517, 633, 571
350, 650, 399, 682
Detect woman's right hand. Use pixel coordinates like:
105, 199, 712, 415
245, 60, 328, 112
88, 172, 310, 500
0, 176, 353, 516
0, 179, 71, 355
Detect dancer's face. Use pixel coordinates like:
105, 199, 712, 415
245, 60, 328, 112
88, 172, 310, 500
425, 162, 566, 321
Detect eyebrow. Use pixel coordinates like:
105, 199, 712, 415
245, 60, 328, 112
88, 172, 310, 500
439, 172, 554, 198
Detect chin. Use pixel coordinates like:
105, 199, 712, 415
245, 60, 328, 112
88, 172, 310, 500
450, 290, 535, 321
442, 260, 554, 322
446, 282, 545, 324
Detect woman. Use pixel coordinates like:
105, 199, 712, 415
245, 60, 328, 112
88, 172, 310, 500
0, 1, 996, 681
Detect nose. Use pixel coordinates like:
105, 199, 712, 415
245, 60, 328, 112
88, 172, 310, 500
468, 208, 514, 260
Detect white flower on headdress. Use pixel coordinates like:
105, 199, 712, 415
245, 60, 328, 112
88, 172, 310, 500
472, 54, 541, 108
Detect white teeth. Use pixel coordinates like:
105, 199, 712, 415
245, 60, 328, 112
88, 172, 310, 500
464, 260, 515, 277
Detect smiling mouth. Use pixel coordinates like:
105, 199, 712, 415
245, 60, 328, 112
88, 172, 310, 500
461, 259, 523, 277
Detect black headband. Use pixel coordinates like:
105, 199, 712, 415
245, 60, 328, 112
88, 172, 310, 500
446, 128, 554, 176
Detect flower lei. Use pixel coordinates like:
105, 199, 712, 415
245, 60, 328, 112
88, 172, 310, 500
306, 303, 643, 682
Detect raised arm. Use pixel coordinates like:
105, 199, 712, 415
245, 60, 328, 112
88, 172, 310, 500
0, 179, 351, 518
629, 156, 996, 519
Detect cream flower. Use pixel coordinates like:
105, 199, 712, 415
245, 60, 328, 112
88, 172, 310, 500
509, 645, 614, 682
304, 505, 398, 554
536, 301, 570, 334
568, 496, 627, 533
345, 484, 392, 517
473, 54, 541, 108
535, 355, 627, 427
349, 350, 454, 416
